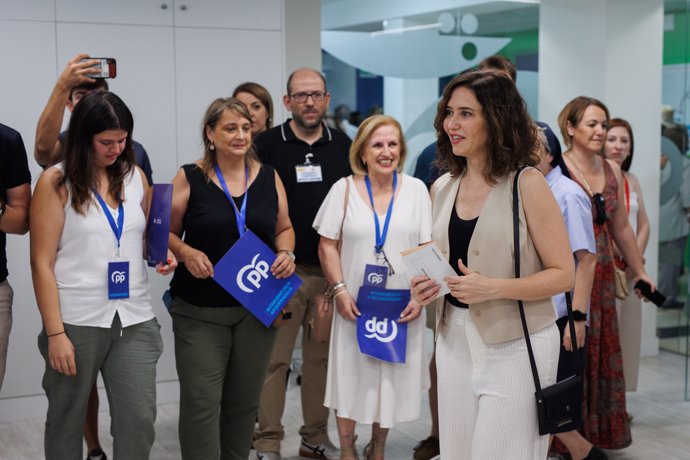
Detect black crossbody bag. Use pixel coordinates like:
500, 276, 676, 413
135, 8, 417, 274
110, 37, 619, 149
512, 168, 583, 435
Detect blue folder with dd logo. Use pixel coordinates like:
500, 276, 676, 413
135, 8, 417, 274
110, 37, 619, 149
213, 230, 302, 327
356, 287, 409, 363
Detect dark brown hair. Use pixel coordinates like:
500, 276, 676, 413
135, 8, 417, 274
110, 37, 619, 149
58, 91, 134, 214
434, 69, 539, 183
478, 55, 517, 83
232, 81, 274, 130
68, 79, 109, 101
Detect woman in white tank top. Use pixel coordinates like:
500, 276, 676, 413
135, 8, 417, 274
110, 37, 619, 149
30, 91, 176, 459
604, 117, 650, 392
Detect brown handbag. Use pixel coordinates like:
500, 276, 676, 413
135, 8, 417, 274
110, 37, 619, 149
309, 294, 334, 342
614, 266, 629, 300
308, 176, 350, 342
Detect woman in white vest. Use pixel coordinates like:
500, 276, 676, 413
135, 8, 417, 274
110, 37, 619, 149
411, 70, 574, 460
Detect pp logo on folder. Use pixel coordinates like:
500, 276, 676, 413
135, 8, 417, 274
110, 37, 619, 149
237, 254, 270, 293
213, 230, 302, 327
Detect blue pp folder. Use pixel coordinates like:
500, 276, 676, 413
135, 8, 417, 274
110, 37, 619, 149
356, 287, 409, 363
213, 230, 302, 327
146, 184, 173, 267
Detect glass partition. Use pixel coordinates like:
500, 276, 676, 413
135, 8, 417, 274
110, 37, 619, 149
321, 0, 689, 399
658, 0, 690, 400
320, 2, 539, 173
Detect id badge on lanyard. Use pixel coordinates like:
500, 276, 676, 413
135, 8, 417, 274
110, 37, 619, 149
363, 172, 397, 279
93, 190, 130, 300
363, 264, 388, 288
108, 261, 130, 299
295, 152, 323, 183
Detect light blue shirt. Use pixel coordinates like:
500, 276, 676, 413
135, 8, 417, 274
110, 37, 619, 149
546, 166, 596, 319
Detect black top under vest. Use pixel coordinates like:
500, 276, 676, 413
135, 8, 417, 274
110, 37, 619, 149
170, 163, 278, 307
445, 207, 478, 309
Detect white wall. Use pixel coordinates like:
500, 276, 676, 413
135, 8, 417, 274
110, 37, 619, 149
539, 0, 664, 356
0, 0, 321, 423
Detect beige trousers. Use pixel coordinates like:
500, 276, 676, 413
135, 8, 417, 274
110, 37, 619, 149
253, 264, 331, 453
615, 277, 642, 392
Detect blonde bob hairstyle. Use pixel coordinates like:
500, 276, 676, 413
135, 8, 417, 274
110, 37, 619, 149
349, 115, 407, 175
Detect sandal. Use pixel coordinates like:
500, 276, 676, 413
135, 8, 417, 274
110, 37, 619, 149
363, 438, 385, 460
340, 435, 359, 460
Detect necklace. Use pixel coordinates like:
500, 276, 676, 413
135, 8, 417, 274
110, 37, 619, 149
566, 152, 598, 197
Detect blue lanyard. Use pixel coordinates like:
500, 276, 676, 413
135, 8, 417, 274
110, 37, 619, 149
364, 171, 397, 255
93, 190, 124, 256
214, 163, 248, 236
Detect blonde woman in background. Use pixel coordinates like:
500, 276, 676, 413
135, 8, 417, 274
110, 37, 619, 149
315, 115, 431, 460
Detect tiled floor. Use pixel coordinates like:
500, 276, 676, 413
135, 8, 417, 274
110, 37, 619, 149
1, 347, 690, 459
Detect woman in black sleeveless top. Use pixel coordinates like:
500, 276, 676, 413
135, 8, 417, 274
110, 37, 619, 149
168, 98, 295, 460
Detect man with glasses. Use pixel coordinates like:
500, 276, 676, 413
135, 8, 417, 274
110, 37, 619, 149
252, 68, 351, 460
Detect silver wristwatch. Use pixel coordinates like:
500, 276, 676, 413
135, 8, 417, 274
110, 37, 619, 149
278, 249, 296, 261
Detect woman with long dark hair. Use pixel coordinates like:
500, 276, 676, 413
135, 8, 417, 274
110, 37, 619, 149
30, 90, 176, 459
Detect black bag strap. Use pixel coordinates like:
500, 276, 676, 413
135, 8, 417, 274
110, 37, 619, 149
512, 168, 581, 398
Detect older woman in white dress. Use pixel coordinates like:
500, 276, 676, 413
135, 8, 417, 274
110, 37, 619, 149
314, 115, 432, 460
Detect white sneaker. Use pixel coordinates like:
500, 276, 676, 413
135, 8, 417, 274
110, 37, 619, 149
255, 451, 281, 460
85, 449, 107, 460
299, 439, 340, 460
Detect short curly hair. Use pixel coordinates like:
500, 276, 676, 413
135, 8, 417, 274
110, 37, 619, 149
434, 69, 538, 183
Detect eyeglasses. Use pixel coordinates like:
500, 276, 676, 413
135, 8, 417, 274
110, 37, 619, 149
593, 193, 608, 225
290, 91, 327, 103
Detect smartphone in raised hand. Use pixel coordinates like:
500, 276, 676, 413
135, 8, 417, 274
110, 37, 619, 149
80, 57, 117, 79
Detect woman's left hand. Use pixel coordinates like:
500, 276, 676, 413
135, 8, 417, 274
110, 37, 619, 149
271, 251, 296, 279
444, 259, 498, 305
633, 272, 656, 301
398, 298, 423, 323
155, 249, 178, 276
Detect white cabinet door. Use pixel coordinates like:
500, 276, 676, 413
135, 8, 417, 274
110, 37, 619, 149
57, 23, 178, 185
174, 26, 284, 166
172, 0, 282, 30
0, 0, 54, 20
56, 24, 181, 384
55, 0, 173, 26
0, 20, 57, 401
